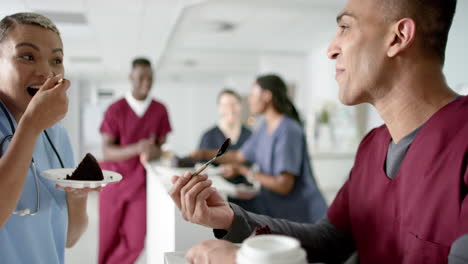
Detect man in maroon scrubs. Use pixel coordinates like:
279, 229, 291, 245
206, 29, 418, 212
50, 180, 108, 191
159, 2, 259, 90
98, 58, 171, 264
168, 0, 468, 263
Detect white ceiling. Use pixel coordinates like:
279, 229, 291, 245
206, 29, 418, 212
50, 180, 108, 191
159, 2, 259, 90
1, 0, 346, 82
158, 0, 346, 82
1, 0, 188, 80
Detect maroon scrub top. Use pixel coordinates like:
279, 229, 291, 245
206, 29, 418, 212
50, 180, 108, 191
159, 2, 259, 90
328, 96, 468, 264
100, 98, 171, 199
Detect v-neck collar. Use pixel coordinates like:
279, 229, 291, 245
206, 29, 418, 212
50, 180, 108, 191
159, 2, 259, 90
124, 96, 153, 119
380, 95, 465, 181
124, 92, 152, 118
266, 115, 286, 137
384, 125, 424, 179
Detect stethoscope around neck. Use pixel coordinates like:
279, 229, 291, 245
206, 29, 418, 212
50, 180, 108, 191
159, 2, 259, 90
0, 102, 65, 216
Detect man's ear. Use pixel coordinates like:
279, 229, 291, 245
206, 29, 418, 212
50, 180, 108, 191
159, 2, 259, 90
387, 18, 416, 58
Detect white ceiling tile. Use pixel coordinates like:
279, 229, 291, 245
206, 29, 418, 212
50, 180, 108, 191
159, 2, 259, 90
159, 0, 343, 81
0, 1, 28, 17
24, 0, 86, 12
84, 0, 144, 73
137, 0, 184, 64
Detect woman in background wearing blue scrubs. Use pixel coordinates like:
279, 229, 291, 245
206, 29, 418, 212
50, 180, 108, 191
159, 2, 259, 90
0, 13, 94, 263
192, 74, 327, 223
199, 89, 251, 156
198, 89, 261, 213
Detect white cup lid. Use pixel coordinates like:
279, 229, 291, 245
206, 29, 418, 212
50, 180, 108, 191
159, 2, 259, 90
237, 235, 307, 264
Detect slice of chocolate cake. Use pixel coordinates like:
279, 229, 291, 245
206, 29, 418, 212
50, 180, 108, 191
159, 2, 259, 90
66, 153, 104, 181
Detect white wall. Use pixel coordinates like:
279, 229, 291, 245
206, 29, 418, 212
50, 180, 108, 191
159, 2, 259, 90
61, 76, 82, 162
445, 0, 468, 91
305, 44, 339, 119
156, 80, 198, 155
258, 53, 308, 113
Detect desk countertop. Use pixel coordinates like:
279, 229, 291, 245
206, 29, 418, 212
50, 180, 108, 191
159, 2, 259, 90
165, 252, 188, 264
144, 161, 259, 198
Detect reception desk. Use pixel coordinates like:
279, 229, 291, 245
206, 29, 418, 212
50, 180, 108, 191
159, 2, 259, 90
164, 252, 188, 264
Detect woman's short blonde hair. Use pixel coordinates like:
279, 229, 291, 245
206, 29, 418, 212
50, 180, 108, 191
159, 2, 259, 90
0, 12, 60, 42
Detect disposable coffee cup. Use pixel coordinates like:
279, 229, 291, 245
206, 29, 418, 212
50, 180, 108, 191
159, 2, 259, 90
236, 235, 307, 264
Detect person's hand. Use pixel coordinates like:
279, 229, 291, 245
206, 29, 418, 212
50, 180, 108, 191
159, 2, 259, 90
56, 185, 102, 199
139, 141, 162, 164
140, 152, 148, 165
136, 137, 162, 163
139, 147, 162, 164
220, 164, 237, 179
235, 189, 257, 200
136, 138, 154, 153
186, 240, 239, 264
23, 74, 70, 133
169, 172, 234, 230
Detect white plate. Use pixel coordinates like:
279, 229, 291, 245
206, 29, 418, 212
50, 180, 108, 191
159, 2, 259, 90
41, 168, 122, 189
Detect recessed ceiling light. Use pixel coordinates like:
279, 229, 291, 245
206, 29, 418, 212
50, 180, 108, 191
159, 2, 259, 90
171, 74, 182, 82
208, 21, 237, 32
184, 59, 197, 67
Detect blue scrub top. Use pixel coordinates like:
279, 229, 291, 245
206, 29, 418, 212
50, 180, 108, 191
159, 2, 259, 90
198, 125, 264, 213
241, 116, 327, 223
199, 125, 252, 151
0, 101, 75, 264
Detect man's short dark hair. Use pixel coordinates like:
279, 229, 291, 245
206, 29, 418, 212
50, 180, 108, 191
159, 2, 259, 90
132, 57, 151, 69
383, 0, 457, 64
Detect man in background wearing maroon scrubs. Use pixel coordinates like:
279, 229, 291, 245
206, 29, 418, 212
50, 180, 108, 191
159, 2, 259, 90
168, 0, 468, 263
98, 58, 172, 264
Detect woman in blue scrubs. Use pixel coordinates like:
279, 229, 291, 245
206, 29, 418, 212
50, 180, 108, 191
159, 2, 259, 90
0, 13, 94, 263
199, 89, 252, 155
192, 74, 327, 223
198, 89, 260, 212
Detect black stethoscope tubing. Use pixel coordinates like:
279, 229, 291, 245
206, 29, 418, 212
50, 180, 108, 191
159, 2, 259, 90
0, 102, 64, 168
0, 101, 65, 216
